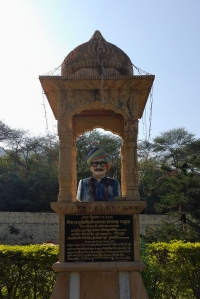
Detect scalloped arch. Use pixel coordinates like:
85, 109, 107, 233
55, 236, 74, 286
67, 100, 127, 120
74, 126, 123, 141
72, 108, 124, 142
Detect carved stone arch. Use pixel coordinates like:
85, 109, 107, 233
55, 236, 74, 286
59, 89, 130, 129
73, 109, 125, 142
70, 108, 125, 202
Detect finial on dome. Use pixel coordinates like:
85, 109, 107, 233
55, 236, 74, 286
89, 30, 106, 41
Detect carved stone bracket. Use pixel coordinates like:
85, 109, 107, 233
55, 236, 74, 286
51, 201, 147, 215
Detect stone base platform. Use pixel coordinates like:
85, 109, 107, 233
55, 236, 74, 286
50, 262, 149, 299
50, 201, 149, 299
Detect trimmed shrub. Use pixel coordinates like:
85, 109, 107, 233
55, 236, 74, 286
141, 241, 200, 299
1, 242, 200, 298
0, 244, 58, 299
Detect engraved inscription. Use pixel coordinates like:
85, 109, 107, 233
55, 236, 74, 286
65, 215, 133, 262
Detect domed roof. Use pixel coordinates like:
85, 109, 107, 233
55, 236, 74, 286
61, 30, 133, 77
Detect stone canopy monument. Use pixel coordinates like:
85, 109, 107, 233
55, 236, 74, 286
39, 30, 154, 299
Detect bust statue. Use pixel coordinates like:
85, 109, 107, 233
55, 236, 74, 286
76, 148, 121, 202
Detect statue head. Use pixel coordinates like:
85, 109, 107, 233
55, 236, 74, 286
86, 148, 111, 179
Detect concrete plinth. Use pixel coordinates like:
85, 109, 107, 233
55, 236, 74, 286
50, 201, 149, 299
50, 262, 149, 299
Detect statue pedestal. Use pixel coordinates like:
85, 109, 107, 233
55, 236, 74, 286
51, 262, 148, 299
50, 202, 149, 299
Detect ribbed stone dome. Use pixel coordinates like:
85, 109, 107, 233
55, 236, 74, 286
61, 30, 133, 77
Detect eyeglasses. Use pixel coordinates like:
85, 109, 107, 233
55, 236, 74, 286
91, 161, 107, 167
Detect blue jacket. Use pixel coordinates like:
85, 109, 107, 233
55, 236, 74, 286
76, 175, 121, 202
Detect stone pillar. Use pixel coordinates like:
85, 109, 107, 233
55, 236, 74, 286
71, 145, 77, 202
57, 91, 73, 202
123, 93, 140, 201
120, 145, 126, 197
123, 137, 140, 201
57, 134, 73, 202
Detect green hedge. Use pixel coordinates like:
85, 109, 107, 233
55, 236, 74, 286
141, 241, 200, 299
0, 242, 200, 299
0, 245, 58, 299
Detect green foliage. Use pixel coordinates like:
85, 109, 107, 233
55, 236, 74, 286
138, 160, 161, 213
0, 244, 58, 299
0, 158, 58, 212
0, 242, 200, 299
0, 121, 59, 212
139, 128, 200, 241
149, 170, 200, 242
153, 127, 195, 165
141, 241, 200, 299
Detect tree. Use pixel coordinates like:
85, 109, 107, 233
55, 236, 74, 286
153, 127, 195, 166
0, 121, 59, 212
0, 120, 26, 143
141, 128, 200, 242
138, 160, 162, 214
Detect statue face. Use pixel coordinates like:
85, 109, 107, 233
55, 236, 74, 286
89, 158, 107, 178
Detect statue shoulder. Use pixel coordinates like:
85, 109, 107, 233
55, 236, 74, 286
107, 177, 119, 183
81, 177, 91, 183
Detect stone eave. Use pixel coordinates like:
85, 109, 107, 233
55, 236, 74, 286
50, 201, 147, 215
39, 75, 155, 119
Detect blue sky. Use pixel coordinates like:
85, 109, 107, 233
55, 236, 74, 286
0, 0, 199, 141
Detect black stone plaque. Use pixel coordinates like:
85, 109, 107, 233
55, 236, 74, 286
65, 215, 133, 262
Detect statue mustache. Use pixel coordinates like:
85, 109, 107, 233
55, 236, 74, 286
94, 168, 104, 171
